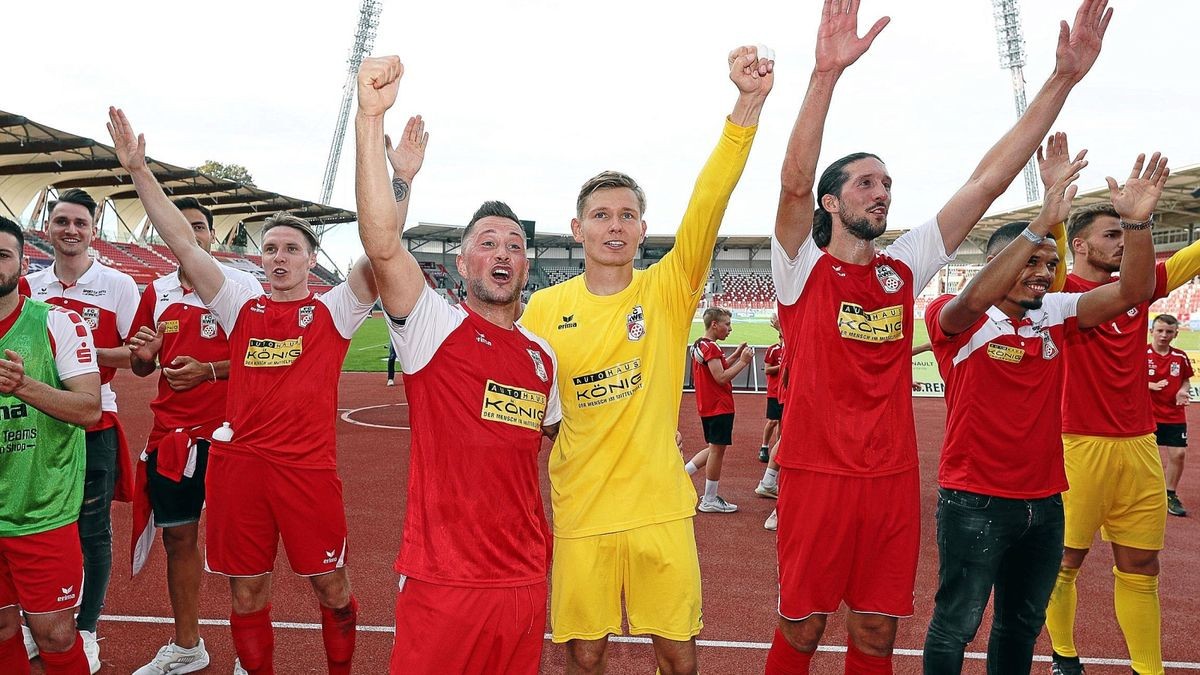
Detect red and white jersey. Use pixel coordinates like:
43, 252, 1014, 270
1147, 345, 1193, 425
691, 337, 733, 417
927, 293, 1080, 499
0, 296, 98, 382
21, 259, 138, 422
389, 286, 560, 587
131, 264, 263, 447
1062, 267, 1168, 437
764, 342, 785, 399
771, 218, 953, 476
205, 279, 374, 468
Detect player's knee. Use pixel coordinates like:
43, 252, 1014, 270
230, 579, 270, 614
847, 614, 896, 654
31, 616, 78, 654
1061, 547, 1088, 569
0, 607, 18, 641
312, 571, 352, 608
1114, 548, 1160, 577
567, 639, 608, 672
779, 616, 824, 652
162, 524, 198, 555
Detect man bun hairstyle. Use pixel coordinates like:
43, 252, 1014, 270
813, 152, 882, 247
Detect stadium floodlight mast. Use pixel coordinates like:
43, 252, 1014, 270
317, 0, 384, 239
991, 0, 1041, 203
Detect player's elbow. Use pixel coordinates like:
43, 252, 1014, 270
77, 400, 102, 428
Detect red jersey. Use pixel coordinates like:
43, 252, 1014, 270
927, 294, 1080, 498
131, 265, 263, 447
390, 287, 560, 587
205, 279, 374, 468
764, 342, 784, 399
771, 218, 952, 476
691, 337, 734, 417
1061, 267, 1168, 437
22, 260, 138, 425
1147, 345, 1193, 424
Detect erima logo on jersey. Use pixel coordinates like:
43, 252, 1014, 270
481, 380, 547, 431
244, 337, 303, 367
837, 302, 903, 343
57, 586, 76, 603
476, 331, 492, 347
558, 314, 578, 330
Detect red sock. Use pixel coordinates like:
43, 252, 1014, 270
845, 640, 892, 675
765, 627, 813, 674
320, 595, 358, 675
231, 605, 275, 675
38, 636, 88, 675
0, 632, 31, 675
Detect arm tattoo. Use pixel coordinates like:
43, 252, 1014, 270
392, 176, 410, 203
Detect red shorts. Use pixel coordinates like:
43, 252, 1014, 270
776, 467, 919, 619
0, 523, 84, 614
391, 576, 546, 675
204, 452, 348, 576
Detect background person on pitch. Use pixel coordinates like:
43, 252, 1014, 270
759, 313, 784, 463
1147, 313, 1192, 517
684, 307, 754, 514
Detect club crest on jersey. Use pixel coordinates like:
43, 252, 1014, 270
81, 307, 100, 330
626, 305, 646, 341
1040, 329, 1060, 360
528, 349, 548, 382
298, 305, 314, 328
1172, 362, 1182, 377
875, 264, 903, 294
200, 313, 218, 339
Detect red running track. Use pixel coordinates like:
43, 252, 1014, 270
36, 372, 1200, 673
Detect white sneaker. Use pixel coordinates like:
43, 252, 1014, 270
79, 630, 101, 674
755, 481, 779, 499
133, 639, 211, 674
698, 495, 738, 513
234, 658, 249, 675
386, 379, 395, 387
764, 509, 778, 531
22, 623, 38, 659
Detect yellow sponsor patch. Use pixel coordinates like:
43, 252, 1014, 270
481, 380, 547, 430
570, 359, 643, 408
160, 320, 180, 334
244, 337, 303, 367
987, 343, 1025, 364
837, 302, 904, 343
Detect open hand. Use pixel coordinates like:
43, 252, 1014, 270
1035, 156, 1087, 229
1107, 153, 1169, 223
1054, 0, 1113, 83
1177, 387, 1191, 406
357, 56, 403, 117
1037, 132, 1088, 192
814, 0, 890, 74
385, 115, 429, 180
728, 45, 774, 98
106, 107, 148, 173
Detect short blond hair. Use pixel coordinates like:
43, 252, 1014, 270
576, 171, 646, 219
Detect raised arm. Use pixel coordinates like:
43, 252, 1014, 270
354, 56, 429, 318
106, 108, 225, 304
1037, 133, 1085, 291
1075, 153, 1169, 328
936, 157, 1086, 335
775, 0, 889, 255
936, 0, 1112, 253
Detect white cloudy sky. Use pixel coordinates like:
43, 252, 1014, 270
6, 0, 1198, 268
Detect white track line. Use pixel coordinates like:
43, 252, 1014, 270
100, 615, 1200, 668
338, 403, 409, 430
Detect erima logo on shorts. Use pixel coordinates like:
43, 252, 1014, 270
57, 586, 76, 603
244, 337, 303, 367
481, 380, 547, 431
837, 302, 903, 343
571, 359, 643, 408
323, 550, 338, 564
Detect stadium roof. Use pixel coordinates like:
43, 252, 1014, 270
0, 110, 355, 245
